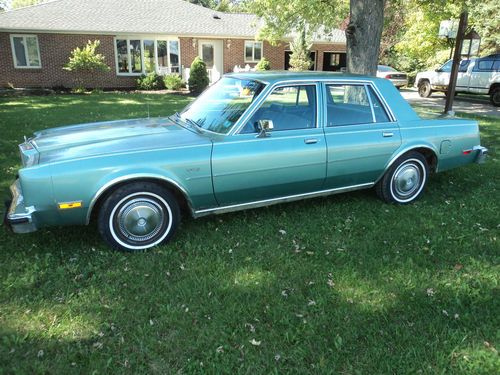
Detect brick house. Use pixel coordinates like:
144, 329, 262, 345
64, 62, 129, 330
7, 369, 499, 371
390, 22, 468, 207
0, 0, 347, 89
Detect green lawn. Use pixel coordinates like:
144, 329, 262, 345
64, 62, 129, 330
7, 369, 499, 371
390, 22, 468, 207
0, 93, 498, 374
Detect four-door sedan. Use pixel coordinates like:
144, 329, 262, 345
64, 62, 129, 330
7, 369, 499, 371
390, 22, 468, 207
5, 72, 487, 251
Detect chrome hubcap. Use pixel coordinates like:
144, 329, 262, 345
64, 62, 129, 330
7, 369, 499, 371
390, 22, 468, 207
393, 163, 421, 197
117, 198, 164, 242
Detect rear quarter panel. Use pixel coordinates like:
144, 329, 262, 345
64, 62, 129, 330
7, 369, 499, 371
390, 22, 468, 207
398, 118, 480, 172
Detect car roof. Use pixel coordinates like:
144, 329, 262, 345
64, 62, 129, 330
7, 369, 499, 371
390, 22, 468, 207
225, 70, 385, 84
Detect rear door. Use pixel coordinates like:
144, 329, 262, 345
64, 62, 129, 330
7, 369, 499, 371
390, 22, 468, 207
322, 82, 402, 188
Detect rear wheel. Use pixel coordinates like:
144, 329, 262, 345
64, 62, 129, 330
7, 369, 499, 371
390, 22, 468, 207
491, 87, 500, 107
97, 182, 180, 251
376, 152, 429, 204
418, 80, 432, 98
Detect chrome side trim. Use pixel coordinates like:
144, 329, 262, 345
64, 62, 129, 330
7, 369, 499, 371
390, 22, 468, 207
374, 145, 438, 184
193, 182, 374, 218
85, 174, 194, 224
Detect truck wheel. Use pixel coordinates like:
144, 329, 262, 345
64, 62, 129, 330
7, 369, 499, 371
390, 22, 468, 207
375, 152, 429, 204
491, 87, 500, 107
97, 182, 180, 252
418, 81, 432, 98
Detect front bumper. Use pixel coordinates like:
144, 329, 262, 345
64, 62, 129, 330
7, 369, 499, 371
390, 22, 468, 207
3, 180, 38, 233
473, 145, 488, 164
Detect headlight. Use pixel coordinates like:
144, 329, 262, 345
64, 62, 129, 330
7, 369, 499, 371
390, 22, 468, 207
19, 141, 39, 167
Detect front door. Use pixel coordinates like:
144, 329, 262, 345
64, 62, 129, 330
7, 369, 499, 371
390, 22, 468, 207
212, 84, 327, 205
199, 40, 223, 83
322, 83, 401, 188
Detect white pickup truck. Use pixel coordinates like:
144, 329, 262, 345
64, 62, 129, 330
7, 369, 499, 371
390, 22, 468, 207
415, 54, 500, 106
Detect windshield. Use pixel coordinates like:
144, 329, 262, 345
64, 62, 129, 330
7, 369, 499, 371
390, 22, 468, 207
377, 65, 397, 72
440, 60, 453, 72
180, 77, 266, 134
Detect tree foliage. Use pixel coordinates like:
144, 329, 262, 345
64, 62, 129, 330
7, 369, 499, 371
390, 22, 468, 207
383, 0, 499, 75
250, 0, 349, 45
11, 0, 47, 9
63, 40, 110, 72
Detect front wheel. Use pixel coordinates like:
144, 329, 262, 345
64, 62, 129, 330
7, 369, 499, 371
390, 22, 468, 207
376, 152, 429, 204
97, 182, 180, 251
418, 80, 432, 98
491, 87, 500, 107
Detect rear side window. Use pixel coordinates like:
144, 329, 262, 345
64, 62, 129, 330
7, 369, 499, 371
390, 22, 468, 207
477, 60, 494, 71
326, 84, 390, 126
493, 60, 500, 71
367, 86, 390, 123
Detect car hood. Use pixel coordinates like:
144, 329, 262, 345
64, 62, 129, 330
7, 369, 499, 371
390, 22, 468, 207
32, 117, 211, 164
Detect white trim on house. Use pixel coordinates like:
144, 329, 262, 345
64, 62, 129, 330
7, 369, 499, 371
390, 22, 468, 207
244, 40, 263, 63
9, 34, 41, 69
113, 36, 180, 77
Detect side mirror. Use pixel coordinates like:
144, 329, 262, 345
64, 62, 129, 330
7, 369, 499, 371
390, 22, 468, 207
256, 119, 274, 138
435, 68, 442, 72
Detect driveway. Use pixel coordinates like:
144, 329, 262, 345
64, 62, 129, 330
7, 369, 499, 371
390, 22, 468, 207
400, 89, 499, 117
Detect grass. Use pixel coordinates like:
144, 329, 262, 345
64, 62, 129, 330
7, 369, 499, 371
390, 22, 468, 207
0, 92, 499, 374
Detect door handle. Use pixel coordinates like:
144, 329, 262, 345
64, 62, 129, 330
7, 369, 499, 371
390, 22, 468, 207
382, 132, 394, 138
304, 138, 319, 144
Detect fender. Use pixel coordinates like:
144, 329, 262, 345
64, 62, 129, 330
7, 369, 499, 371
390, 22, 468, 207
375, 143, 439, 184
85, 173, 194, 224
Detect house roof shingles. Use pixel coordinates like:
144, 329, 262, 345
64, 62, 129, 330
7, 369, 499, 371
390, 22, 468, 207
0, 0, 345, 43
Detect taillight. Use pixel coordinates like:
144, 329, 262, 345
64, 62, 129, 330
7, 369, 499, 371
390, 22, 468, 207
385, 74, 392, 79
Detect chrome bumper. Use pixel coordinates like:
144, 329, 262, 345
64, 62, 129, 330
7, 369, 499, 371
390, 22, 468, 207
473, 145, 488, 164
3, 180, 38, 234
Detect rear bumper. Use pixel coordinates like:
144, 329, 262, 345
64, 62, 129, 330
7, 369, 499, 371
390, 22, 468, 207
391, 79, 408, 87
473, 145, 488, 164
3, 180, 38, 234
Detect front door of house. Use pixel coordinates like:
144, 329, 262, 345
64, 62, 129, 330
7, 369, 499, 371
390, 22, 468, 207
199, 40, 223, 83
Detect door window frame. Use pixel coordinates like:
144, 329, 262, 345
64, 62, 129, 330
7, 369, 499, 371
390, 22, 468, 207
322, 81, 396, 126
233, 82, 321, 135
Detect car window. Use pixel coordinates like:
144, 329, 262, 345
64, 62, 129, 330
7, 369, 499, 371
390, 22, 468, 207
367, 86, 391, 123
326, 84, 373, 126
241, 85, 317, 133
493, 60, 500, 71
477, 60, 494, 71
440, 60, 453, 72
378, 65, 397, 72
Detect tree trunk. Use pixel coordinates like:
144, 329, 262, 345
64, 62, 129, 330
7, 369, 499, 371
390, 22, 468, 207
346, 0, 385, 76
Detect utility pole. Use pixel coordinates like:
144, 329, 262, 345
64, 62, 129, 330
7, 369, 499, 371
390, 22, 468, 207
444, 11, 468, 115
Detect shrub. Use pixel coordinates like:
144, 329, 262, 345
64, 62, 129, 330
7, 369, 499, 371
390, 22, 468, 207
136, 73, 163, 90
71, 86, 87, 94
164, 74, 183, 90
188, 57, 209, 94
63, 40, 110, 72
256, 57, 271, 71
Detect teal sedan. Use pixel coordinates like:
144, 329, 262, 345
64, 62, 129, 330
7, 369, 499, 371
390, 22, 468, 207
5, 72, 488, 251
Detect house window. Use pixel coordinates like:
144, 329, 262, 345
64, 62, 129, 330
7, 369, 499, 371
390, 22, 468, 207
114, 38, 180, 75
244, 41, 262, 62
10, 35, 41, 68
